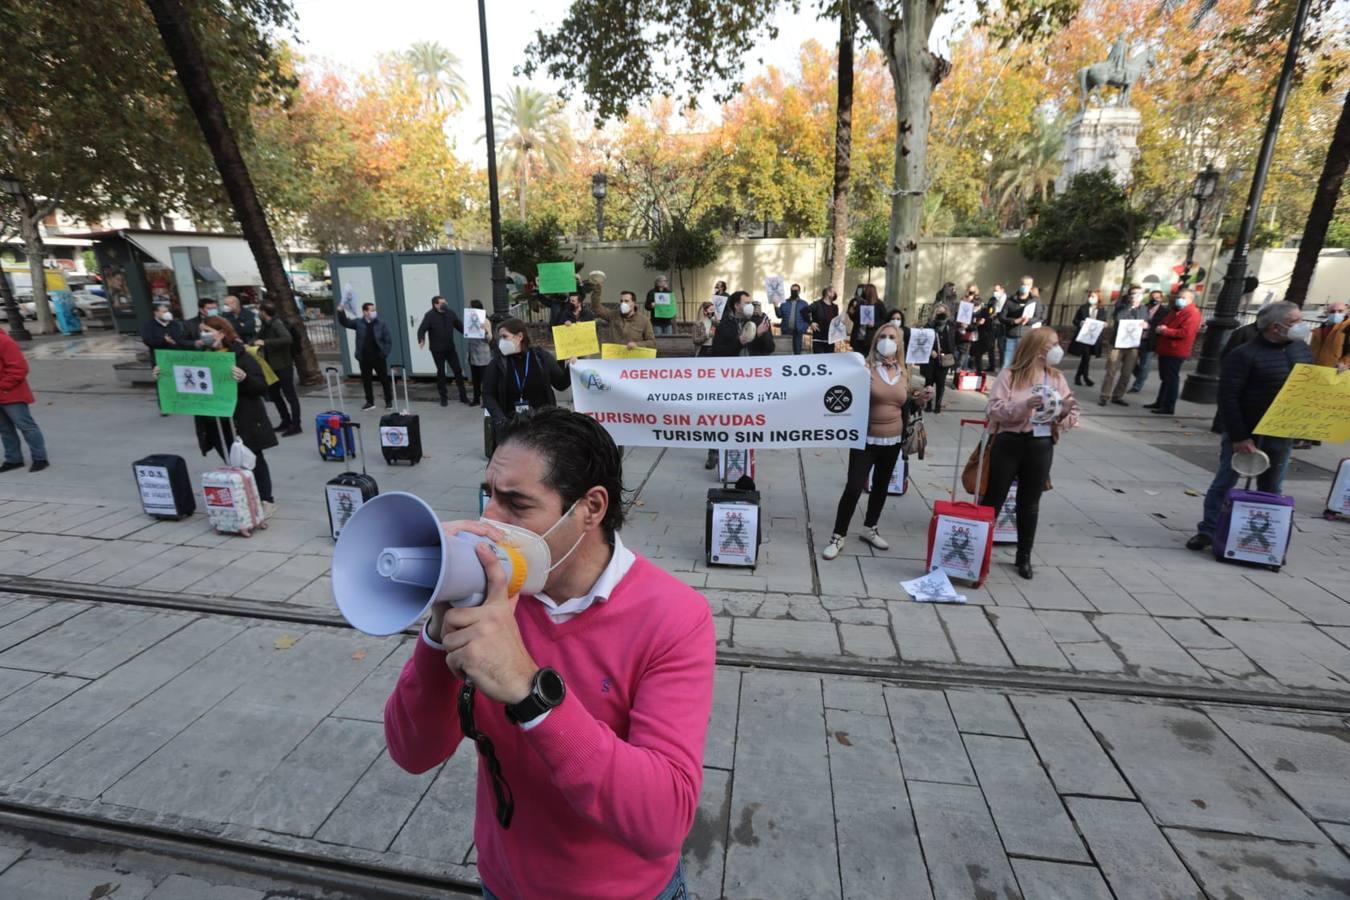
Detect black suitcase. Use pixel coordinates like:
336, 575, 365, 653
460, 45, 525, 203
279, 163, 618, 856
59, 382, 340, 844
326, 423, 378, 540
380, 365, 423, 465
133, 454, 196, 520
706, 486, 762, 568
484, 408, 496, 460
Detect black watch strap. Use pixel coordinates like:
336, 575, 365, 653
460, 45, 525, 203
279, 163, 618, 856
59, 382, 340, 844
506, 667, 566, 725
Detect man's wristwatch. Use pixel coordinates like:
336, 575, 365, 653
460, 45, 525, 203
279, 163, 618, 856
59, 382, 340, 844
505, 667, 566, 725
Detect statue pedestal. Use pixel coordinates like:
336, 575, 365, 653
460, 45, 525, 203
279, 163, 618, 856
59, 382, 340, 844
1056, 106, 1142, 193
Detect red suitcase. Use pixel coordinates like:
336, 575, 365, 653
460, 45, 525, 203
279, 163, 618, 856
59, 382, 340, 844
926, 418, 995, 587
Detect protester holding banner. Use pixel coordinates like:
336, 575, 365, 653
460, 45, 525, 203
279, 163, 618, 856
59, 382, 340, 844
981, 327, 1079, 580
1070, 290, 1106, 386
847, 284, 885, 353
644, 275, 675, 335
337, 302, 395, 411
1146, 288, 1201, 415
808, 287, 841, 353
591, 288, 656, 350
482, 319, 572, 438
1098, 286, 1149, 407
821, 323, 934, 560
711, 291, 774, 357
922, 303, 958, 415
465, 300, 492, 407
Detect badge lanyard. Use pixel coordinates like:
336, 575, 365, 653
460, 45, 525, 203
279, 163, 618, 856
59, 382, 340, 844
511, 352, 532, 400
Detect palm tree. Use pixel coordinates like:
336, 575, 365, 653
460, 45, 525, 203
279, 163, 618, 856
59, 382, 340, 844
994, 118, 1065, 229
493, 86, 573, 219
404, 41, 467, 112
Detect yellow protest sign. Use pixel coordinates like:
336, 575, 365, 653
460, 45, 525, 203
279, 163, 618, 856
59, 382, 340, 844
1254, 364, 1350, 443
601, 343, 658, 359
551, 321, 600, 359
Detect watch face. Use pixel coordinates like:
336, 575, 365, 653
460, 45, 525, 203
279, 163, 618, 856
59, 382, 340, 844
538, 668, 566, 705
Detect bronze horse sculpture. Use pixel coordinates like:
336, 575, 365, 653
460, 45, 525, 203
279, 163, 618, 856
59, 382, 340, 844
1078, 47, 1157, 109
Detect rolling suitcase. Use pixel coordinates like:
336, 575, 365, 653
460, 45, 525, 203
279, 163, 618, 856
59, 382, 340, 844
380, 365, 423, 465
132, 454, 195, 520
717, 448, 756, 484
317, 366, 356, 462
1213, 481, 1294, 571
926, 418, 994, 587
1326, 458, 1350, 518
326, 423, 378, 540
483, 408, 497, 460
706, 486, 762, 568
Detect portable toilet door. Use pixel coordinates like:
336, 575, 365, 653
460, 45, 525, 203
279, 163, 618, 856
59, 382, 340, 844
330, 254, 406, 376
392, 251, 465, 378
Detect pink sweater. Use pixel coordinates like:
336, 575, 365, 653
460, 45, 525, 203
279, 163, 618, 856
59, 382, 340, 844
384, 554, 716, 900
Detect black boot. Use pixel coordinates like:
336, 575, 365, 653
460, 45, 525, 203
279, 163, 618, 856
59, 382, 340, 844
1015, 551, 1034, 580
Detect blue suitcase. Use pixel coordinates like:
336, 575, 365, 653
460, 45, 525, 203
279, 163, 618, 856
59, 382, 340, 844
317, 366, 356, 462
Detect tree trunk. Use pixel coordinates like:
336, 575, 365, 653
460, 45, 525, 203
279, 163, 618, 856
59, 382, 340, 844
518, 161, 528, 220
1047, 259, 1066, 325
860, 0, 946, 318
143, 0, 319, 384
828, 0, 855, 300
16, 192, 55, 335
1285, 88, 1350, 308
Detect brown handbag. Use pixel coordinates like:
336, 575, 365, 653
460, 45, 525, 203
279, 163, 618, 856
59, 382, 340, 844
962, 433, 1054, 497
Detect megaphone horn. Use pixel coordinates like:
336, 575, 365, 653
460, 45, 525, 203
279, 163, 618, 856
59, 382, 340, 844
331, 492, 548, 636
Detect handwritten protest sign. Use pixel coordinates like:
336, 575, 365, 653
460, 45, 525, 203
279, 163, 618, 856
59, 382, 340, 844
536, 261, 575, 295
906, 328, 936, 365
600, 343, 658, 359
1254, 364, 1350, 443
1114, 319, 1145, 349
552, 321, 600, 359
957, 301, 975, 325
1075, 318, 1106, 347
155, 350, 238, 416
652, 292, 677, 318
464, 308, 487, 339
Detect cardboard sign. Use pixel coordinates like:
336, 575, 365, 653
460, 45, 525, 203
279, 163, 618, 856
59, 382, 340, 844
1075, 318, 1106, 347
1115, 319, 1146, 349
1022, 301, 1037, 322
1223, 500, 1292, 566
464, 308, 488, 340
928, 514, 990, 584
536, 261, 575, 295
1254, 364, 1350, 443
906, 328, 936, 365
156, 350, 238, 416
600, 343, 657, 359
652, 292, 677, 318
957, 301, 975, 325
710, 501, 759, 566
552, 321, 600, 359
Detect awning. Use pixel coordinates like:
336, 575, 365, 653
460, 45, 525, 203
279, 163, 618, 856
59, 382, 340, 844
193, 264, 225, 283
123, 233, 263, 287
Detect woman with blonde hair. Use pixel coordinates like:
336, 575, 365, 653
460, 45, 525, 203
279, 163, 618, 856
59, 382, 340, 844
821, 322, 934, 560
982, 326, 1079, 580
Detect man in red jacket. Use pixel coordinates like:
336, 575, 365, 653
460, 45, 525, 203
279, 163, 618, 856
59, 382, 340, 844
1146, 289, 1201, 415
0, 331, 49, 472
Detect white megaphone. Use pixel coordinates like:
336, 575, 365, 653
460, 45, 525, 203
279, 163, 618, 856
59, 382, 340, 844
331, 492, 548, 635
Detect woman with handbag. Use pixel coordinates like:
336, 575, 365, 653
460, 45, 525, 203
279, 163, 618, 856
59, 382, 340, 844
821, 322, 934, 560
979, 326, 1079, 580
922, 303, 958, 414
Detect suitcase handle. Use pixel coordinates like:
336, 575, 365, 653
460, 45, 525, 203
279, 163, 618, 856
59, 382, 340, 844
325, 366, 346, 413
390, 364, 412, 414
952, 418, 991, 502
347, 422, 368, 476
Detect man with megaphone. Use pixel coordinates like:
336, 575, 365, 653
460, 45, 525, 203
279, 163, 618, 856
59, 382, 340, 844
370, 408, 715, 900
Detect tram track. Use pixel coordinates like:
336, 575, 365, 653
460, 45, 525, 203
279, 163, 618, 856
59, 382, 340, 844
4, 574, 1349, 716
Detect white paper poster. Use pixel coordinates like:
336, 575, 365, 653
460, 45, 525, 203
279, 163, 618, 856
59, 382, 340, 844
718, 448, 755, 483
906, 328, 936, 365
570, 353, 872, 450
172, 365, 214, 395
827, 315, 847, 345
1330, 461, 1350, 516
712, 294, 729, 319
765, 276, 787, 307
326, 484, 366, 539
993, 482, 1018, 543
380, 426, 410, 448
957, 301, 975, 325
1022, 301, 1037, 322
1223, 500, 1291, 566
901, 570, 967, 604
709, 501, 758, 566
464, 308, 488, 340
859, 304, 875, 327
927, 514, 990, 583
135, 465, 177, 517
1115, 319, 1146, 349
1075, 318, 1106, 347
867, 456, 906, 495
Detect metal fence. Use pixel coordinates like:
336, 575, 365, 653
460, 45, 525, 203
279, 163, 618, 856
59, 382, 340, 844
304, 316, 338, 353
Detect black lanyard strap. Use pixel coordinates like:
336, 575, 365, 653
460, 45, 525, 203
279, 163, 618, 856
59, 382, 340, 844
458, 681, 514, 828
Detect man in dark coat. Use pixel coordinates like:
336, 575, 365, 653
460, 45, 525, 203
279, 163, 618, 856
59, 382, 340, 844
140, 302, 186, 364
1186, 301, 1313, 552
417, 294, 469, 406
222, 294, 258, 344
337, 301, 394, 410
256, 302, 301, 435
183, 297, 220, 344
710, 291, 775, 357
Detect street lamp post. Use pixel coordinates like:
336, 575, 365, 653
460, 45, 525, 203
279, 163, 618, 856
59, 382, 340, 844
477, 0, 509, 321
1179, 163, 1220, 292
0, 173, 32, 342
1182, 0, 1313, 404
591, 173, 608, 241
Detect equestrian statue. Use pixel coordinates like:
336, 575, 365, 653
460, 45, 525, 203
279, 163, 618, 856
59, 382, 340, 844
1078, 37, 1156, 109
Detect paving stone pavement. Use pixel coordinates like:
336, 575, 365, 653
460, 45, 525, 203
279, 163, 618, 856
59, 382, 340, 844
1, 594, 1349, 898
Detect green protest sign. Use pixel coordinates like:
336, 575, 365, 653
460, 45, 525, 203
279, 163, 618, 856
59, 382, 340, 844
156, 350, 239, 416
536, 261, 576, 295
653, 291, 677, 318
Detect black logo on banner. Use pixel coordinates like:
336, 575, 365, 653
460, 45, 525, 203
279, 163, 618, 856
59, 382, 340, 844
823, 385, 853, 414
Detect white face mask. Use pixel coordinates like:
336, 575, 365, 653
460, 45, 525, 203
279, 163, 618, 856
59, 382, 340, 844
1175, 297, 1191, 308
1045, 345, 1065, 367
1088, 297, 1098, 306
876, 337, 898, 358
1285, 321, 1312, 343
156, 310, 173, 322
742, 303, 755, 318
619, 301, 633, 315
480, 498, 584, 580
1326, 312, 1345, 325
498, 337, 520, 356
366, 311, 377, 320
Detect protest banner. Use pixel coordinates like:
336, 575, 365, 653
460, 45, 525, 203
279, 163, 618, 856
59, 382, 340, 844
957, 301, 975, 325
536, 261, 575, 295
552, 321, 600, 359
652, 292, 677, 318
1115, 319, 1145, 349
1075, 318, 1106, 347
1254, 364, 1350, 443
570, 353, 872, 449
600, 343, 658, 359
464, 308, 488, 339
155, 350, 238, 416
906, 328, 936, 365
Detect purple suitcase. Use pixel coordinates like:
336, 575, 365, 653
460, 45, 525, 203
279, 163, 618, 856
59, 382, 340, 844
1213, 487, 1294, 571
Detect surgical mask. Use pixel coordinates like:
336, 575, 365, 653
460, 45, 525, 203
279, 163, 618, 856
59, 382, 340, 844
619, 301, 632, 315
498, 337, 520, 356
202, 307, 217, 317
1285, 321, 1312, 343
1328, 312, 1345, 325
1175, 297, 1191, 308
742, 303, 755, 318
480, 499, 584, 578
1088, 297, 1098, 306
890, 318, 903, 326
156, 310, 172, 322
1018, 285, 1030, 295
366, 311, 377, 320
1129, 294, 1142, 306
876, 337, 898, 358
200, 334, 218, 349
1045, 346, 1065, 366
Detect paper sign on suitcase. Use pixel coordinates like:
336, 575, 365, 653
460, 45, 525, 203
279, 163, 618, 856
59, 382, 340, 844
929, 514, 991, 583
707, 489, 761, 567
1222, 499, 1293, 566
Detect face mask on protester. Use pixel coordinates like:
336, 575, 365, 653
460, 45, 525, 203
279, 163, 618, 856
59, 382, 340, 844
366, 310, 378, 320
1045, 345, 1065, 367
1285, 321, 1312, 343
1175, 297, 1191, 309
498, 337, 520, 356
1018, 285, 1030, 296
202, 306, 218, 318
1327, 312, 1346, 325
742, 303, 755, 318
936, 313, 948, 322
890, 317, 903, 326
156, 309, 172, 322
200, 333, 218, 349
619, 301, 633, 315
480, 499, 584, 578
1088, 297, 1098, 306
876, 337, 898, 358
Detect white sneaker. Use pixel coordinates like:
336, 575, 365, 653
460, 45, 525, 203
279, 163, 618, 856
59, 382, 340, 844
262, 500, 277, 519
822, 535, 845, 560
861, 527, 890, 550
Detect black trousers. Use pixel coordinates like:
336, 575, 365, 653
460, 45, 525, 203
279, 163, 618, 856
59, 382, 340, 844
470, 363, 486, 403
360, 355, 393, 406
1075, 349, 1093, 382
923, 363, 950, 411
981, 432, 1054, 556
832, 443, 903, 536
1155, 354, 1183, 412
268, 365, 301, 427
431, 347, 467, 400
253, 451, 273, 503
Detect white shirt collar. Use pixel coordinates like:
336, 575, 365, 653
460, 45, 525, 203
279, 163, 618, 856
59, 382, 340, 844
533, 533, 636, 623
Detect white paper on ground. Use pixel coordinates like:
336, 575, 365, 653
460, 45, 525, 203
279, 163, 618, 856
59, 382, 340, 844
901, 570, 967, 604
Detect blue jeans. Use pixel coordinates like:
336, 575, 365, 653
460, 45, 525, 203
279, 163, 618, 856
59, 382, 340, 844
0, 403, 47, 465
1132, 350, 1154, 391
484, 863, 686, 899
653, 320, 674, 336
1197, 434, 1293, 537
1004, 337, 1020, 367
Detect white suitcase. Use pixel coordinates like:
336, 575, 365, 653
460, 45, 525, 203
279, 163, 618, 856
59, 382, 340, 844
202, 467, 267, 537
